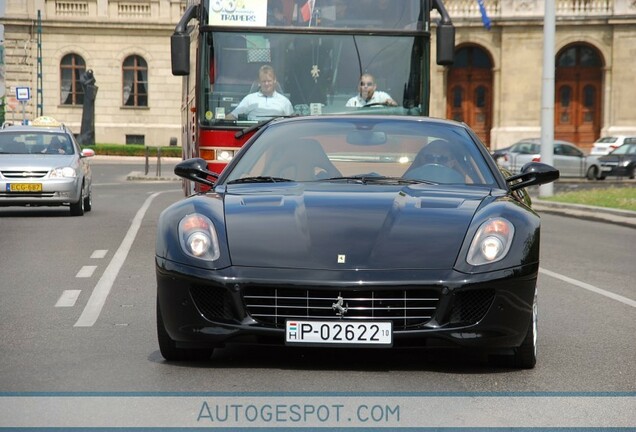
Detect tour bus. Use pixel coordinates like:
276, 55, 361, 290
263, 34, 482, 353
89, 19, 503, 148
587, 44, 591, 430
171, 0, 455, 193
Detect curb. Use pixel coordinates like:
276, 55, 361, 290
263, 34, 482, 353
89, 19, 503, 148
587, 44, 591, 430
531, 198, 636, 229
126, 170, 181, 182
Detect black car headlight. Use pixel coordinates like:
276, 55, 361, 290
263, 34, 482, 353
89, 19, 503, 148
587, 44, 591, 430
178, 213, 220, 261
466, 217, 515, 266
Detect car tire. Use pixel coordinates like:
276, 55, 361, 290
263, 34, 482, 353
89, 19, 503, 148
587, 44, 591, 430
512, 291, 538, 369
156, 298, 214, 361
69, 185, 85, 216
629, 166, 635, 180
83, 188, 92, 212
490, 291, 537, 369
586, 166, 598, 180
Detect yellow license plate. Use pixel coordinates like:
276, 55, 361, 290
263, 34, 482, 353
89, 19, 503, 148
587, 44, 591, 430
9, 183, 42, 192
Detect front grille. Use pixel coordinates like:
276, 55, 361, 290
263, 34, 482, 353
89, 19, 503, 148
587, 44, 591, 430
243, 287, 440, 330
190, 285, 238, 321
448, 288, 495, 325
1, 170, 49, 179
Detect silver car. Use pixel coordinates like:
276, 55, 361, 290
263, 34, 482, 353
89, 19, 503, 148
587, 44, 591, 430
0, 118, 95, 216
498, 138, 601, 179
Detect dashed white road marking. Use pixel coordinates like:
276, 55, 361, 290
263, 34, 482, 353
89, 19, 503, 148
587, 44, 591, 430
75, 266, 97, 278
74, 191, 166, 327
55, 290, 81, 307
540, 267, 636, 308
90, 250, 108, 259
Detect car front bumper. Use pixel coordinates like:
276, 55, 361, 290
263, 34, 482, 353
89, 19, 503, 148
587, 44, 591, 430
156, 257, 538, 352
0, 177, 82, 206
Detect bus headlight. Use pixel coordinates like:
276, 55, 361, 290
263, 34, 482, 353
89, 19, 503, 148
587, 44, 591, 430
217, 150, 236, 162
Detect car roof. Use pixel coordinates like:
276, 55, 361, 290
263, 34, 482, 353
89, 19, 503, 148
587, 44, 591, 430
0, 116, 70, 134
270, 114, 469, 128
0, 125, 69, 134
513, 138, 576, 146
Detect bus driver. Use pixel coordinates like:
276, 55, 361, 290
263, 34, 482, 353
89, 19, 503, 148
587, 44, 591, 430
225, 65, 293, 121
346, 73, 398, 107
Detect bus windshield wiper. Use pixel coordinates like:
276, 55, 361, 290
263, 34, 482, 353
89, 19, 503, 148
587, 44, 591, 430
226, 176, 293, 184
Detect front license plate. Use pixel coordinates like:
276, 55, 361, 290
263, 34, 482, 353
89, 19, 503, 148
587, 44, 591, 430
8, 183, 42, 192
286, 320, 392, 346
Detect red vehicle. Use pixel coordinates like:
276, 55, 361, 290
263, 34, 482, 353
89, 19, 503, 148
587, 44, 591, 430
171, 0, 455, 193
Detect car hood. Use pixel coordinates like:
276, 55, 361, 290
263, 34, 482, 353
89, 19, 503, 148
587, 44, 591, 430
0, 154, 76, 171
224, 184, 489, 270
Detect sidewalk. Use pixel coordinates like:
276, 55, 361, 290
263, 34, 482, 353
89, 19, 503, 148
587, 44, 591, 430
531, 198, 636, 229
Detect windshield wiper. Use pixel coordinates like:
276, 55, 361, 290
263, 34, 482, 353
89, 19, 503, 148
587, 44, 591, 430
234, 116, 291, 139
324, 176, 437, 185
226, 176, 293, 184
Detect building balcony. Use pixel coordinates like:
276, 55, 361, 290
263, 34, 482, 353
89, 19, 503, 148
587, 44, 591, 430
435, 0, 636, 24
5, 0, 187, 24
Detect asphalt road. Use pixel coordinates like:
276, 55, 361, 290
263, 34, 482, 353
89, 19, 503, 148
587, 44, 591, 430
0, 159, 634, 429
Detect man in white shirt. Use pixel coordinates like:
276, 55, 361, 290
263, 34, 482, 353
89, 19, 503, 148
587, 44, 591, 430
346, 73, 398, 107
226, 65, 293, 120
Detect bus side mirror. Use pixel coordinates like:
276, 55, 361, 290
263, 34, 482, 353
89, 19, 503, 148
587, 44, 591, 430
436, 22, 455, 66
171, 33, 190, 76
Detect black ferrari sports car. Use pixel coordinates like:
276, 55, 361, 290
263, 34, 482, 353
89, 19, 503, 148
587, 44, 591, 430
156, 115, 559, 368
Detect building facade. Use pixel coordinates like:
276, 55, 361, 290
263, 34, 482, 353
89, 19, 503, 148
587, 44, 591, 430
1, 0, 635, 150
1, 0, 185, 146
431, 0, 636, 150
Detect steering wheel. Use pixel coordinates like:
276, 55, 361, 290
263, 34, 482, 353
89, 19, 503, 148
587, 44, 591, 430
362, 102, 389, 108
403, 164, 464, 183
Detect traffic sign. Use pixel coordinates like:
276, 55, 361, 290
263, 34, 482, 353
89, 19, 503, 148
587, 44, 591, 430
16, 87, 31, 101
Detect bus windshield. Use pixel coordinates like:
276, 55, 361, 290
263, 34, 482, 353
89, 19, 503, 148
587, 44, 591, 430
198, 0, 431, 127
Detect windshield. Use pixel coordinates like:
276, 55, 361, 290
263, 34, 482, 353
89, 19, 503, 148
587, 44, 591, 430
0, 132, 75, 155
610, 143, 636, 155
199, 0, 429, 127
223, 118, 497, 186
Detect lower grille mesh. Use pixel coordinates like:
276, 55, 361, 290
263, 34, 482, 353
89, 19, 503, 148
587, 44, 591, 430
190, 285, 237, 321
449, 289, 495, 325
243, 287, 440, 330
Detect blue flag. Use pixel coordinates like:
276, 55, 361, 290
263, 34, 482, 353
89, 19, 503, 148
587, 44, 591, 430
477, 0, 492, 30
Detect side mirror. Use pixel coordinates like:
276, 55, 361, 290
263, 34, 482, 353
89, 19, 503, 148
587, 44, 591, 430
174, 158, 219, 188
170, 4, 199, 76
171, 33, 190, 76
81, 148, 95, 158
436, 22, 455, 66
507, 162, 559, 191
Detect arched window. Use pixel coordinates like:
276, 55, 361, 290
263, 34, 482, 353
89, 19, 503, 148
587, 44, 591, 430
60, 53, 86, 105
557, 45, 602, 68
122, 55, 148, 107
